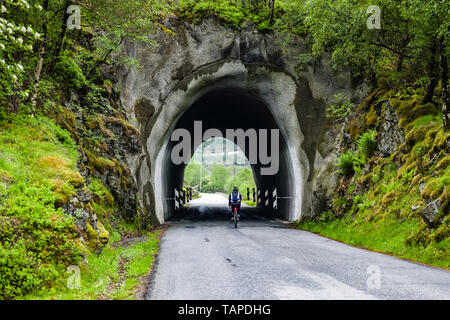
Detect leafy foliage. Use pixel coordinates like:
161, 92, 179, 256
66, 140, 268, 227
326, 94, 354, 119
336, 151, 356, 175
175, 0, 283, 31
356, 130, 377, 159
0, 115, 83, 299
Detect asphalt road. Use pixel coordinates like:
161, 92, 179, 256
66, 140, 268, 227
147, 193, 450, 300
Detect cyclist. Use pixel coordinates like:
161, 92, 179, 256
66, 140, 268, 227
228, 186, 241, 221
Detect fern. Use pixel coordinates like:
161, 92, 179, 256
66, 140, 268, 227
356, 130, 377, 159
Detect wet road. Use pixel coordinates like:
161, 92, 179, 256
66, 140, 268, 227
146, 193, 450, 300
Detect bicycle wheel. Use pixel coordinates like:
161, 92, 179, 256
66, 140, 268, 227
234, 212, 238, 228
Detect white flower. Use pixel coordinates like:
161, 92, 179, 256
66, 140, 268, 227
0, 59, 5, 65
24, 92, 29, 98
1, 5, 7, 13
27, 26, 33, 33
17, 38, 23, 45
0, 43, 5, 50
36, 4, 43, 11
17, 64, 23, 71
34, 32, 40, 40
20, 26, 26, 33
11, 75, 18, 82
7, 28, 13, 34
27, 44, 33, 51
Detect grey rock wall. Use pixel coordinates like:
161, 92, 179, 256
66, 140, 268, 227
116, 17, 370, 223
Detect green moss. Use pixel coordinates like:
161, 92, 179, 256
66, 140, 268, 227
0, 116, 84, 299
97, 222, 110, 245
89, 179, 114, 207
85, 116, 113, 138
84, 149, 116, 174
103, 115, 139, 137
391, 95, 440, 130
365, 105, 378, 128
48, 106, 80, 143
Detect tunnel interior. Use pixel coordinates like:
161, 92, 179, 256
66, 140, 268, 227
160, 88, 295, 220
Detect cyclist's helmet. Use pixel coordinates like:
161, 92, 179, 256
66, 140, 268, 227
233, 186, 238, 192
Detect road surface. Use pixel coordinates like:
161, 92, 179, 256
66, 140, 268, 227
147, 193, 450, 300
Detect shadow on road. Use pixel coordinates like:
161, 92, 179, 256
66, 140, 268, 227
169, 193, 282, 225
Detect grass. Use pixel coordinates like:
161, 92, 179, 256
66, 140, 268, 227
25, 231, 161, 300
0, 115, 84, 299
298, 90, 450, 270
244, 200, 256, 207
295, 217, 449, 269
0, 114, 160, 299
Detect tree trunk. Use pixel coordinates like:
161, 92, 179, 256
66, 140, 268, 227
440, 35, 449, 131
396, 55, 403, 73
424, 39, 439, 104
30, 0, 49, 114
269, 0, 275, 26
49, 1, 71, 74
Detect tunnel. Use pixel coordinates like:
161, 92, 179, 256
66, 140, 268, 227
158, 88, 295, 220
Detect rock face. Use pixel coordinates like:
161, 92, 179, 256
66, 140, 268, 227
378, 101, 405, 157
116, 17, 370, 223
419, 200, 443, 227
311, 121, 347, 218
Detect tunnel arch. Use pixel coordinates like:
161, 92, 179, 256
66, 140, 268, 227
147, 61, 318, 223
160, 88, 295, 220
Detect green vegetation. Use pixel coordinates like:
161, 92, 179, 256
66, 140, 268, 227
296, 216, 449, 268
175, 0, 281, 31
298, 88, 450, 269
244, 200, 256, 207
26, 231, 160, 300
1, 0, 449, 297
184, 161, 256, 195
0, 115, 83, 299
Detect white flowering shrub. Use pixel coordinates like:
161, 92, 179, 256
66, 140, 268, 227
0, 0, 42, 112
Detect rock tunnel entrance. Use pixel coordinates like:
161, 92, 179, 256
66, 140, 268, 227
160, 88, 294, 220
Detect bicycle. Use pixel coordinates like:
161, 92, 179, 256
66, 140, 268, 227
232, 206, 239, 228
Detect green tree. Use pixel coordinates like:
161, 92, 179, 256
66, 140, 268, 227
208, 163, 230, 193
184, 161, 201, 187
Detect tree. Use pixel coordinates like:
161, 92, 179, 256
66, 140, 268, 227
184, 161, 201, 187
209, 164, 230, 193
0, 0, 41, 114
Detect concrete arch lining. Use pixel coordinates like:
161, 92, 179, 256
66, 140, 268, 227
148, 61, 312, 223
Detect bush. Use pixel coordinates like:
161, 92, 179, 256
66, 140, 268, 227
356, 130, 377, 159
326, 94, 354, 119
54, 56, 86, 91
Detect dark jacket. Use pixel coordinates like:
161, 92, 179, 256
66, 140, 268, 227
229, 192, 242, 208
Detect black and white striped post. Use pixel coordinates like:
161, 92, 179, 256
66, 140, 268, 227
174, 188, 180, 210
252, 188, 256, 203
265, 189, 269, 207
272, 188, 278, 210
257, 189, 262, 207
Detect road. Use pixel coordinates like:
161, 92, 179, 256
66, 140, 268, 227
146, 193, 450, 300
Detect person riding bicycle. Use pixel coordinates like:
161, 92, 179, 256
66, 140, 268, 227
228, 186, 241, 221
